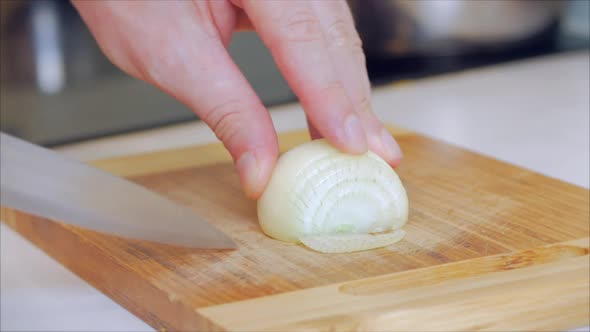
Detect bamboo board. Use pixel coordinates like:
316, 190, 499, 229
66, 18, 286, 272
2, 127, 589, 331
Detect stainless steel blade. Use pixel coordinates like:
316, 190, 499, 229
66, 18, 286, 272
0, 132, 236, 249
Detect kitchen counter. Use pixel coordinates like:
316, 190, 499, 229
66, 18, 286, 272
2, 50, 589, 331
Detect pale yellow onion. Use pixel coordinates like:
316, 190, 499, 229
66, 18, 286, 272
300, 229, 406, 254
257, 139, 409, 253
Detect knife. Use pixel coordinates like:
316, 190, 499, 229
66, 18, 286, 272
0, 132, 236, 249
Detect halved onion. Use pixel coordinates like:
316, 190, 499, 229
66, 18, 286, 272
257, 139, 409, 253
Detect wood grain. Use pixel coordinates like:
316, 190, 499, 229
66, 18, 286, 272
1, 128, 589, 331
199, 238, 590, 331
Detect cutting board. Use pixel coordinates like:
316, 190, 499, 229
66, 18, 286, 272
2, 127, 589, 331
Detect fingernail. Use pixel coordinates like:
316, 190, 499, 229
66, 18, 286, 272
236, 151, 260, 198
381, 128, 403, 164
344, 114, 367, 153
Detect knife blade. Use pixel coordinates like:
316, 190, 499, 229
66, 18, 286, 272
0, 132, 236, 249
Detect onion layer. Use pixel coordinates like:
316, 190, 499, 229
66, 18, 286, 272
257, 139, 409, 252
300, 229, 406, 253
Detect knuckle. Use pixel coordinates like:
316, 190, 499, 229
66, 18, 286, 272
356, 95, 372, 113
357, 50, 366, 66
281, 10, 323, 43
351, 32, 363, 49
349, 30, 365, 55
326, 19, 350, 47
202, 99, 244, 143
352, 37, 367, 66
316, 80, 347, 99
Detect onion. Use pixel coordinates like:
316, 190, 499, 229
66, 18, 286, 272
257, 139, 409, 253
300, 229, 406, 254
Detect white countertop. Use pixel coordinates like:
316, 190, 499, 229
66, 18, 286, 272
2, 50, 589, 331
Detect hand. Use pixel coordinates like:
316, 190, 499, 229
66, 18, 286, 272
72, 0, 403, 199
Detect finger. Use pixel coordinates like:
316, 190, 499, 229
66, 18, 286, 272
306, 116, 322, 140
73, 1, 277, 198
238, 0, 367, 154
235, 10, 254, 31
138, 34, 278, 199
207, 0, 239, 47
183, 45, 279, 199
312, 1, 402, 166
229, 0, 251, 30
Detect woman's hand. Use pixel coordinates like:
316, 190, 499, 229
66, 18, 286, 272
72, 0, 403, 199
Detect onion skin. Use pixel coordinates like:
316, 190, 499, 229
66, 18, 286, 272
257, 139, 409, 249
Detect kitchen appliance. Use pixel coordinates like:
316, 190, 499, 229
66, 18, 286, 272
349, 0, 567, 57
2, 127, 588, 331
0, 132, 235, 249
352, 0, 590, 84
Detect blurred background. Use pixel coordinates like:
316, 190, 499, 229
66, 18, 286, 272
1, 0, 589, 146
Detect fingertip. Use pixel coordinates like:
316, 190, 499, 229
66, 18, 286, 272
342, 114, 368, 154
387, 149, 403, 168
314, 112, 368, 156
306, 117, 323, 140
366, 128, 403, 167
236, 149, 278, 200
380, 128, 403, 167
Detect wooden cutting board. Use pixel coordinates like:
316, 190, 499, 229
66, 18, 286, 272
1, 126, 589, 331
